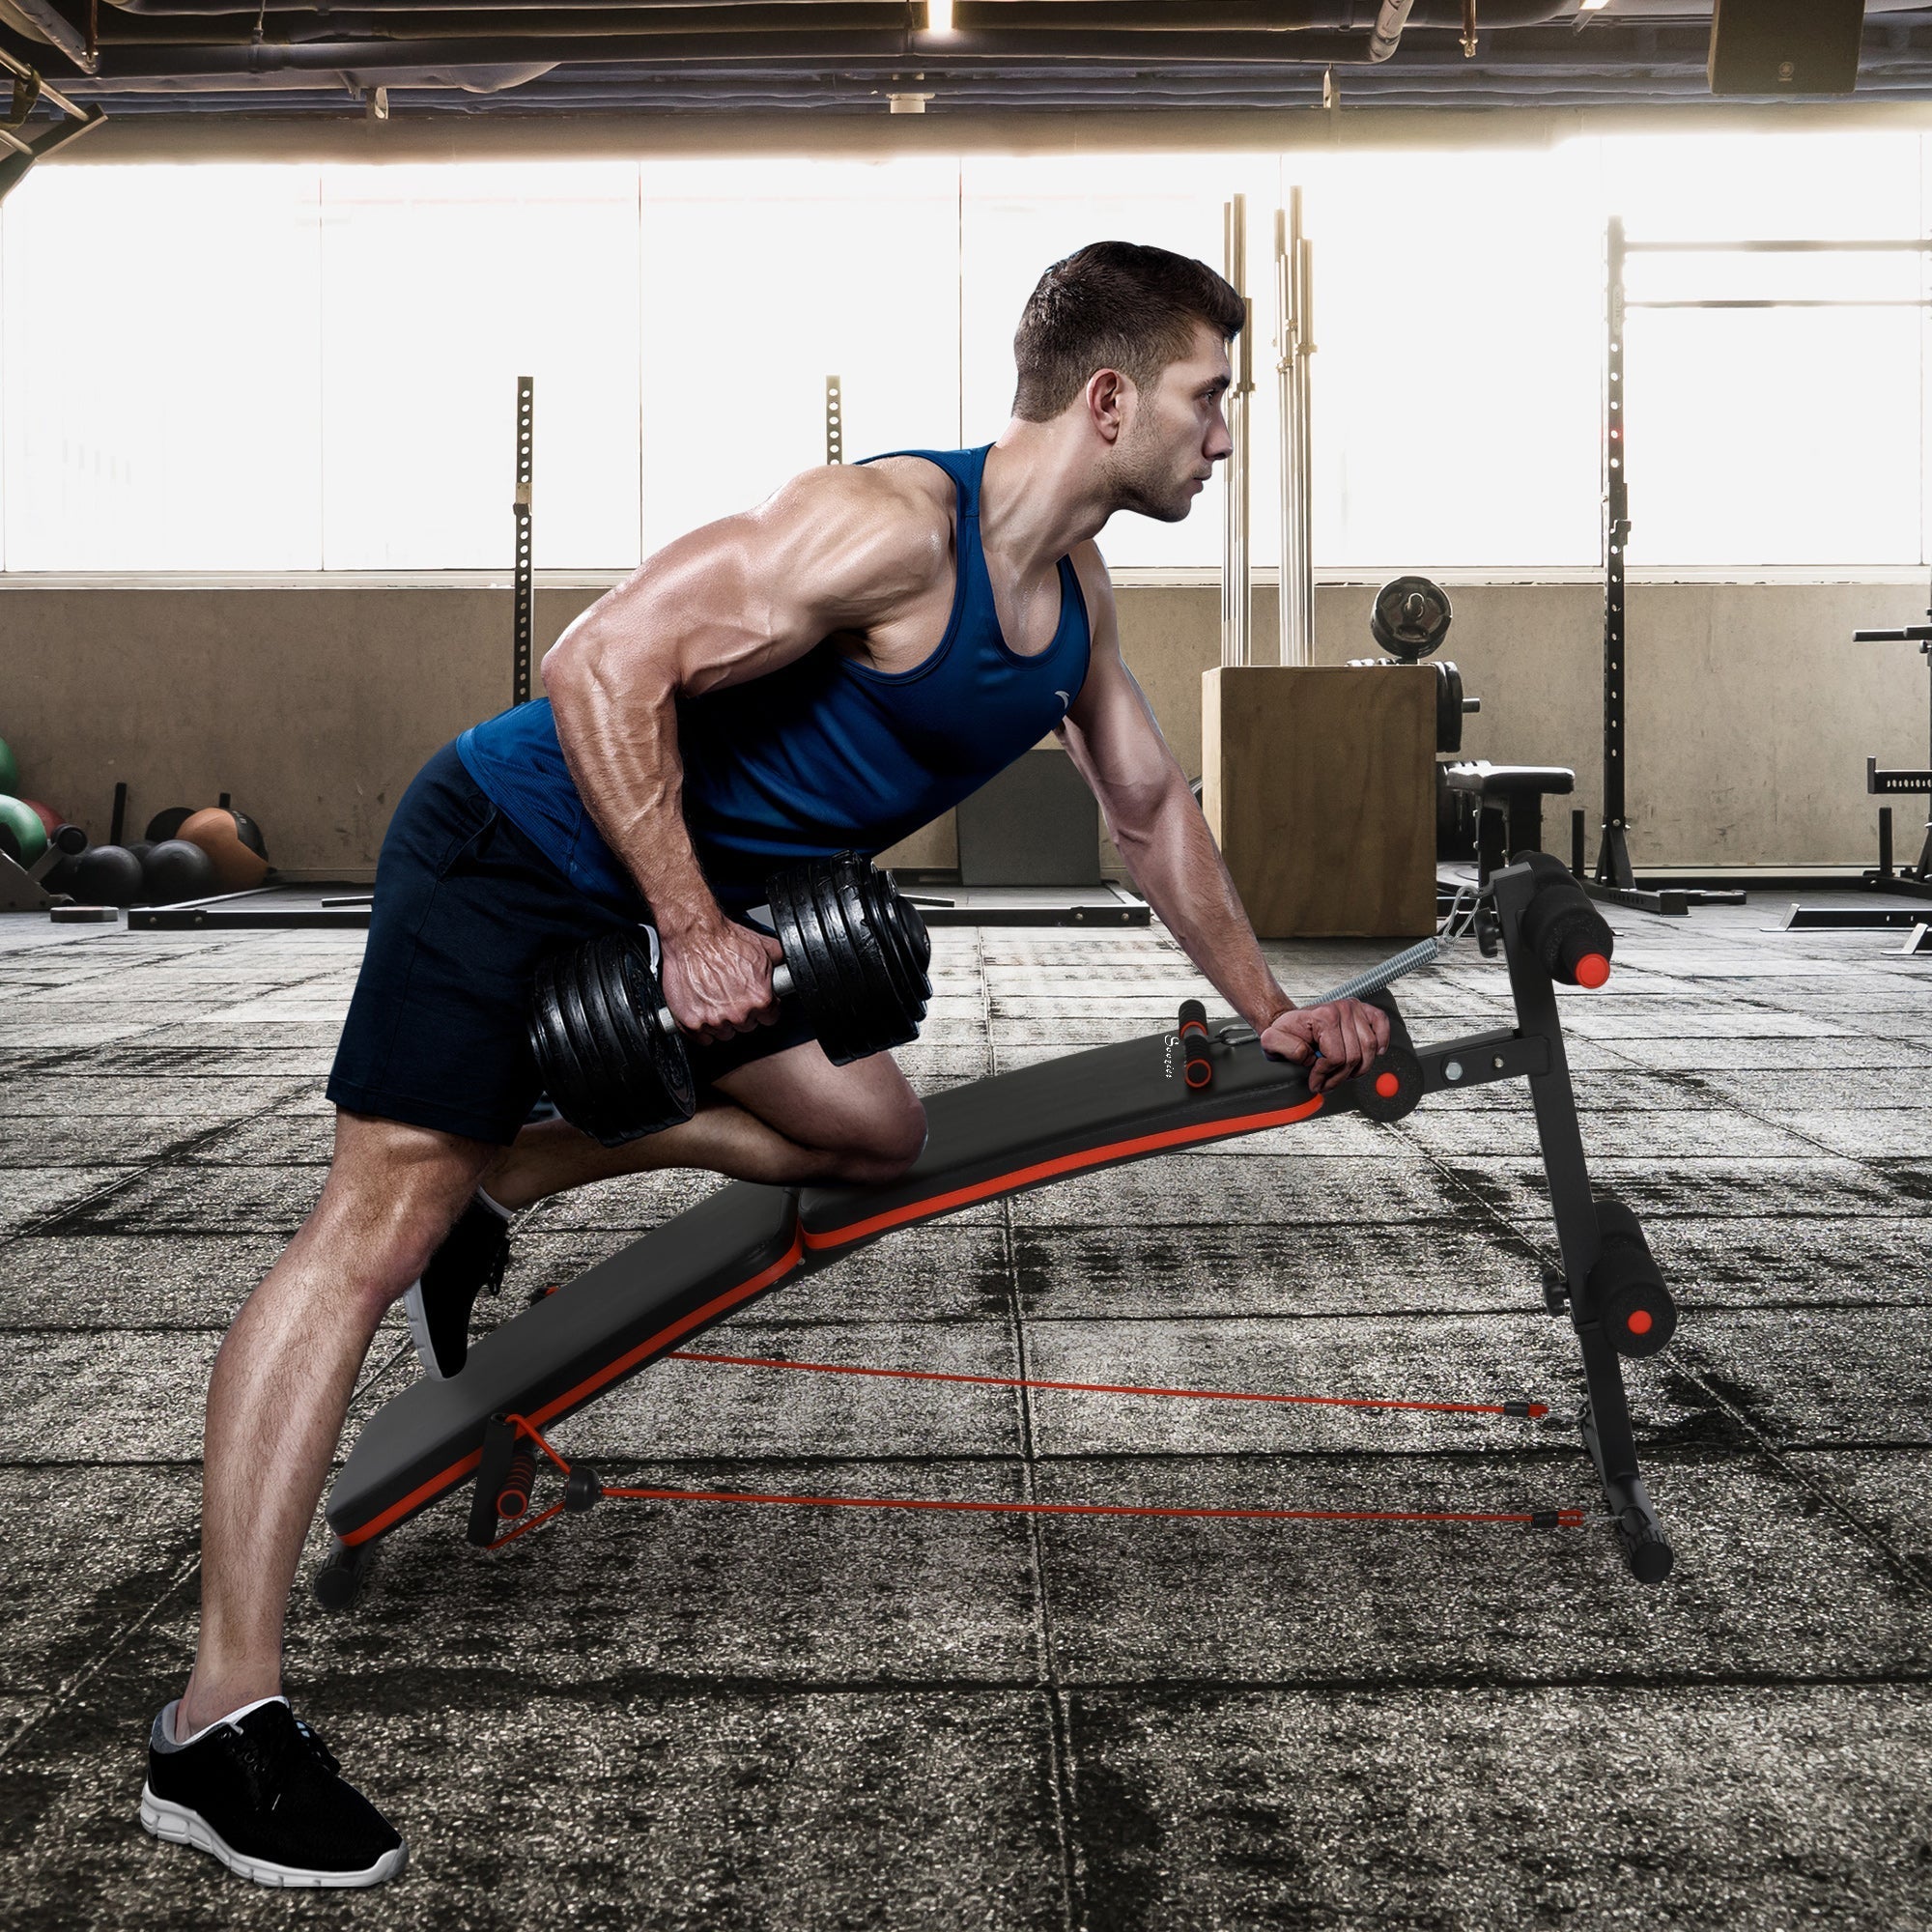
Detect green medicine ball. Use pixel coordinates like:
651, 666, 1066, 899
0, 793, 47, 867
0, 738, 16, 796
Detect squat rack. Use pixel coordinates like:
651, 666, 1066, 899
1596, 220, 1932, 916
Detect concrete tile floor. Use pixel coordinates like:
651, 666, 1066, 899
0, 895, 1928, 1930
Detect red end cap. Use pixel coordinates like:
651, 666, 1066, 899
1576, 952, 1611, 990
1374, 1071, 1401, 1099
1626, 1308, 1654, 1336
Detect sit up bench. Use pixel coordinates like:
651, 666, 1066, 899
319, 857, 1678, 1608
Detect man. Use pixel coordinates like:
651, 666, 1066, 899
140, 240, 1391, 1888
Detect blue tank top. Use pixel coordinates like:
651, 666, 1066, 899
456, 444, 1092, 914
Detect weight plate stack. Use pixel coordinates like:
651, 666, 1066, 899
528, 930, 696, 1146
767, 853, 931, 1065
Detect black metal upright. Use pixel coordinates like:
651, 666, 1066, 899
1586, 221, 1745, 919
1597, 217, 1634, 894
512, 375, 535, 707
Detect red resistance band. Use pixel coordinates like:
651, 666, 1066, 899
480, 1354, 1586, 1550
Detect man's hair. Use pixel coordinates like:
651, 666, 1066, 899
1011, 240, 1246, 422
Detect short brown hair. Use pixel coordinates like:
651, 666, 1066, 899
1011, 241, 1246, 422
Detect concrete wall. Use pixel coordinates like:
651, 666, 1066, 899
1, 575, 1926, 878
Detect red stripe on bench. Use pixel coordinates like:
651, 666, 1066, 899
801, 1096, 1326, 1252
338, 1225, 808, 1547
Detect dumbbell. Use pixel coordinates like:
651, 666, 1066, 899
1588, 1196, 1677, 1358
529, 851, 932, 1147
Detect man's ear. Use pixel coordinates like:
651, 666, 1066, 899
1085, 368, 1132, 445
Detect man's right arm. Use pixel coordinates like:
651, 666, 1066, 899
541, 465, 947, 1042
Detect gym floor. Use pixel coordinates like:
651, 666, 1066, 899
0, 897, 1927, 1931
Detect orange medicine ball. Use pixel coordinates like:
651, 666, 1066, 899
179, 808, 270, 891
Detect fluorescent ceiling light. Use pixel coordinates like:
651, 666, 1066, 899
927, 0, 953, 30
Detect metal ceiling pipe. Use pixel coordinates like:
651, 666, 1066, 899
98, 0, 1575, 22
77, 34, 1530, 74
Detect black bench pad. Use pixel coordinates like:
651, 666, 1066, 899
1443, 760, 1576, 797
328, 1181, 802, 1545
329, 1007, 1404, 1548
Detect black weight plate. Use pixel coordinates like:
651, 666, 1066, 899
771, 862, 843, 1047
553, 944, 627, 1142
1435, 662, 1464, 756
144, 805, 195, 844
813, 858, 889, 1063
1369, 575, 1452, 663
833, 856, 921, 1057
611, 936, 695, 1129
855, 857, 929, 1042
589, 933, 693, 1140
869, 868, 933, 1014
528, 953, 602, 1138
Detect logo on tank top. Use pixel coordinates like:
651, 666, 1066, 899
1055, 690, 1072, 716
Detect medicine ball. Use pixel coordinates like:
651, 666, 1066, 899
0, 794, 47, 868
179, 808, 270, 891
71, 843, 145, 907
142, 838, 219, 905
21, 800, 61, 838
144, 806, 195, 844
0, 737, 16, 795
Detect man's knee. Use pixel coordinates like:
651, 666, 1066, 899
827, 1091, 927, 1184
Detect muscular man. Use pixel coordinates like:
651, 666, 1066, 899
139, 240, 1391, 1888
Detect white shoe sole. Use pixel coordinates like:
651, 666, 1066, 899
140, 1785, 408, 1889
401, 1279, 450, 1380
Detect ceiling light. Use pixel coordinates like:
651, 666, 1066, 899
927, 0, 954, 32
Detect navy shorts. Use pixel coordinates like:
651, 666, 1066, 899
327, 741, 816, 1145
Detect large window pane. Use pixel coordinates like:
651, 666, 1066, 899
1300, 144, 1604, 571
319, 161, 643, 570
639, 156, 960, 549
1601, 130, 1927, 569
1, 163, 324, 571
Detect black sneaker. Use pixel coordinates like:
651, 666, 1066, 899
140, 1697, 407, 1889
403, 1192, 511, 1379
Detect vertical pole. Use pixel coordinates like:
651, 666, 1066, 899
1222, 195, 1253, 669
1597, 218, 1633, 890
512, 376, 534, 708
1276, 188, 1315, 669
825, 375, 844, 466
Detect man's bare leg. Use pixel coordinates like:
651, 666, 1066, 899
183, 1051, 919, 1731
179, 1113, 497, 1734
481, 1041, 926, 1210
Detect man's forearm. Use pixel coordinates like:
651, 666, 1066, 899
546, 649, 725, 940
1110, 782, 1293, 1031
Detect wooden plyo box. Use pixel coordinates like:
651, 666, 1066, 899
1201, 666, 1436, 939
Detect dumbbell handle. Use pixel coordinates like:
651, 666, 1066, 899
653, 960, 796, 1034
1307, 934, 1444, 1009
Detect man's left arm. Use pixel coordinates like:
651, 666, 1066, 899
1056, 548, 1390, 1091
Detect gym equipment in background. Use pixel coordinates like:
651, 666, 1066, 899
140, 839, 220, 905
1596, 221, 1932, 916
178, 808, 270, 891
1783, 598, 1932, 931
67, 843, 144, 909
0, 816, 87, 913
316, 855, 1682, 1616
1441, 762, 1577, 890
512, 375, 535, 708
1854, 609, 1932, 900
530, 853, 932, 1146
954, 749, 1104, 891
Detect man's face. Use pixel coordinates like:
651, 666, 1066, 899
1106, 321, 1235, 524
